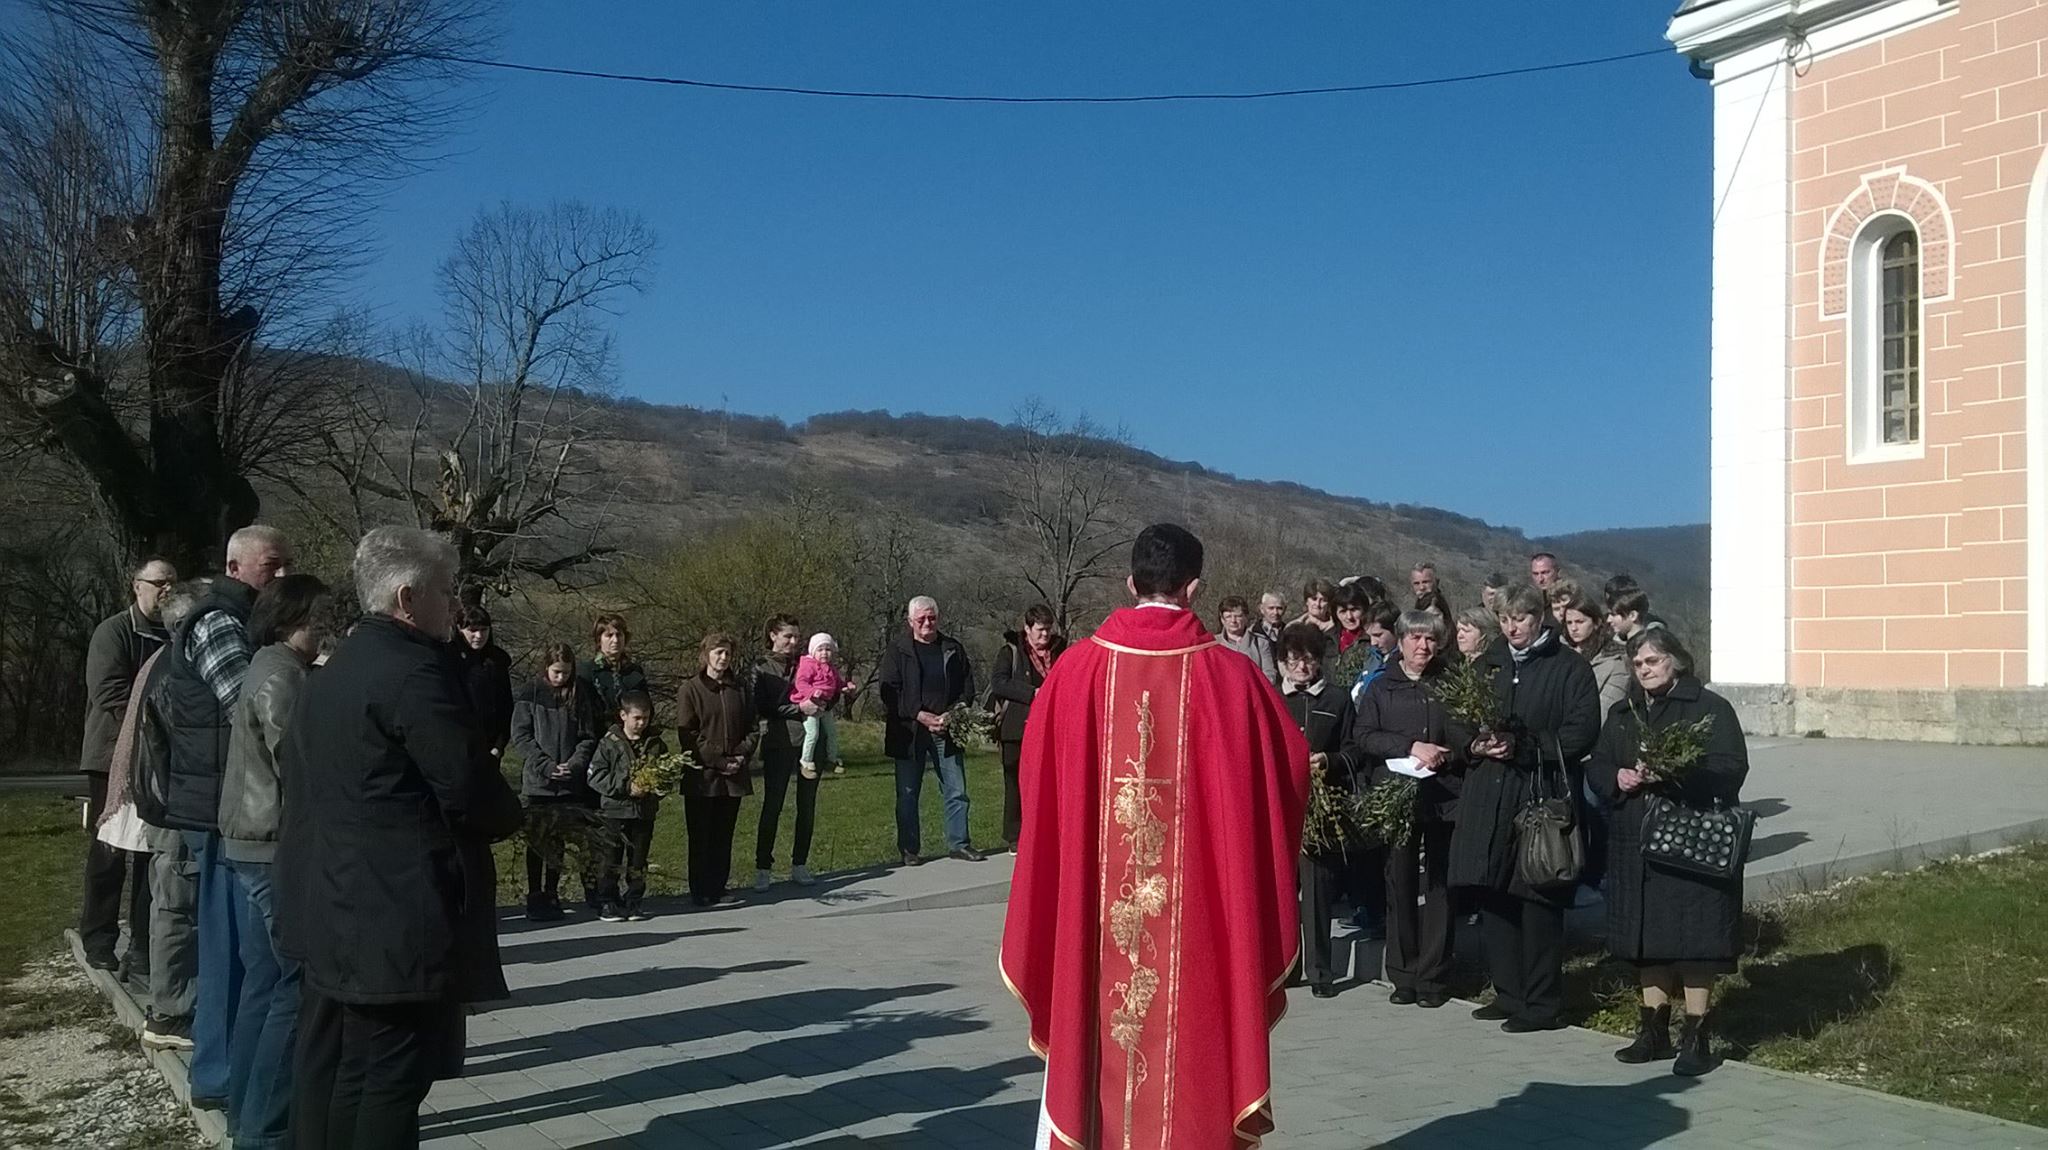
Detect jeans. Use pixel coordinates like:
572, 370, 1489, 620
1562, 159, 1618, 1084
799, 712, 840, 767
227, 860, 298, 1149
182, 830, 240, 1101
148, 833, 198, 1021
754, 751, 818, 870
894, 730, 970, 855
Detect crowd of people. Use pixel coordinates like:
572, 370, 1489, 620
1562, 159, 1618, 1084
1237, 552, 1748, 1080
70, 523, 1016, 1147
71, 523, 1744, 1147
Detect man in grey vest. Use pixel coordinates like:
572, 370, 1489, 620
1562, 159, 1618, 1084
149, 525, 291, 1108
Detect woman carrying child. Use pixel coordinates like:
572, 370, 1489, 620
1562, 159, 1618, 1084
791, 633, 857, 780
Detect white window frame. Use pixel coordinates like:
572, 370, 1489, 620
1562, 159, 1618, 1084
1846, 211, 1925, 463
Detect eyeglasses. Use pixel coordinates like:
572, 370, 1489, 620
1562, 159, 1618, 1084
135, 577, 173, 590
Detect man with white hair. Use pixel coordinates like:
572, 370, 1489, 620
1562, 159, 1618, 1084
878, 595, 983, 866
152, 524, 291, 1108
278, 526, 521, 1148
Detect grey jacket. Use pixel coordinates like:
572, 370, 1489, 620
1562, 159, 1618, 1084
1218, 628, 1279, 686
221, 643, 312, 862
1587, 640, 1630, 720
81, 606, 167, 774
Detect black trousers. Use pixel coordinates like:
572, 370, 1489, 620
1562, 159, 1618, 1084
753, 751, 817, 870
683, 794, 742, 903
1345, 845, 1388, 919
1000, 741, 1024, 847
1477, 888, 1567, 1025
292, 986, 461, 1150
596, 817, 655, 910
79, 772, 150, 968
1298, 853, 1343, 986
1384, 821, 1455, 996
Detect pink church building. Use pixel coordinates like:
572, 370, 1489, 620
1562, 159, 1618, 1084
1671, 0, 2047, 741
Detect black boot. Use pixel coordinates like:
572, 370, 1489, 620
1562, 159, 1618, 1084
1672, 1012, 1720, 1076
1614, 1005, 1674, 1064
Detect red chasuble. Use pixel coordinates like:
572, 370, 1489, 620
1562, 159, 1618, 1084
1002, 605, 1310, 1149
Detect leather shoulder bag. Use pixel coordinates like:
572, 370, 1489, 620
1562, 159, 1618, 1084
1641, 795, 1755, 881
1513, 737, 1584, 890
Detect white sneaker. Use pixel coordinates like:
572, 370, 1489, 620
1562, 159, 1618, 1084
792, 864, 815, 886
754, 868, 773, 892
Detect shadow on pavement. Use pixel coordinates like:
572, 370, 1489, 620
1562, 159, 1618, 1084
428, 1000, 1014, 1142
459, 983, 955, 1077
1748, 831, 1812, 862
1714, 942, 1895, 1055
1746, 796, 1791, 819
1381, 1073, 1702, 1148
483, 958, 802, 1011
496, 926, 743, 966
583, 1057, 1044, 1149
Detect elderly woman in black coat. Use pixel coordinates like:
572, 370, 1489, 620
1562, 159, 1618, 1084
277, 527, 522, 1149
1351, 610, 1468, 1009
1447, 582, 1602, 1033
1586, 628, 1749, 1077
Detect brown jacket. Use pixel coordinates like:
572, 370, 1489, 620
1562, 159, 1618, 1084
675, 671, 758, 798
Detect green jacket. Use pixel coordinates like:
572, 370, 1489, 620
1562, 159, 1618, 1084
586, 725, 670, 820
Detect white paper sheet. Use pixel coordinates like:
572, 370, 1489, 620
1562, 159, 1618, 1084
1385, 756, 1437, 779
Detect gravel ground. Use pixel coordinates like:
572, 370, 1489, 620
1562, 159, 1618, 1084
0, 957, 205, 1149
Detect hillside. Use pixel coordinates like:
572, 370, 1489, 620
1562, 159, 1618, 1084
561, 392, 1710, 655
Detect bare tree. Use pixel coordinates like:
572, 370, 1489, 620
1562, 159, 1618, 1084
0, 1, 484, 572
337, 201, 656, 599
1008, 399, 1134, 635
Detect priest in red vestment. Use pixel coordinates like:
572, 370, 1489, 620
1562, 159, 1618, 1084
1002, 523, 1311, 1149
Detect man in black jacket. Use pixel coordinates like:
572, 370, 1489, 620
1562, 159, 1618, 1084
78, 556, 175, 974
878, 596, 981, 865
752, 615, 821, 889
278, 526, 521, 1149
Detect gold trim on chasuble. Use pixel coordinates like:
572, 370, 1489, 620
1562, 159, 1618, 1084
1098, 649, 1190, 1150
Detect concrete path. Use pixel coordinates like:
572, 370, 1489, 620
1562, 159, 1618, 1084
422, 734, 2048, 1150
1737, 738, 2048, 900
71, 737, 2048, 1148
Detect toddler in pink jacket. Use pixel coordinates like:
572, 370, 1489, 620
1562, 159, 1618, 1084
792, 633, 856, 778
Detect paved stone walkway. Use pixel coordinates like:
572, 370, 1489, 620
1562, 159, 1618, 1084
416, 736, 2048, 1150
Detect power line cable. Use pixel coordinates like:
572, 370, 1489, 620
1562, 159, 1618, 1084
432, 45, 1670, 104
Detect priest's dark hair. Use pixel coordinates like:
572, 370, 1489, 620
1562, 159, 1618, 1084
1130, 523, 1204, 597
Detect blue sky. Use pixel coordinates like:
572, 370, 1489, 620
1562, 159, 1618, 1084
65, 1, 1716, 534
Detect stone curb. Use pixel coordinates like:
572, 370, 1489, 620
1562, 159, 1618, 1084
64, 928, 228, 1148
1747, 816, 2048, 902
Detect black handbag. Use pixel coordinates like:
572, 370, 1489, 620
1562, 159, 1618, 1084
1513, 739, 1584, 890
1641, 796, 1755, 881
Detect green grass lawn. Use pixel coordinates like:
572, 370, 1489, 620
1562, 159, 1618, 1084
1570, 842, 2048, 1128
490, 720, 1007, 903
0, 795, 87, 986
